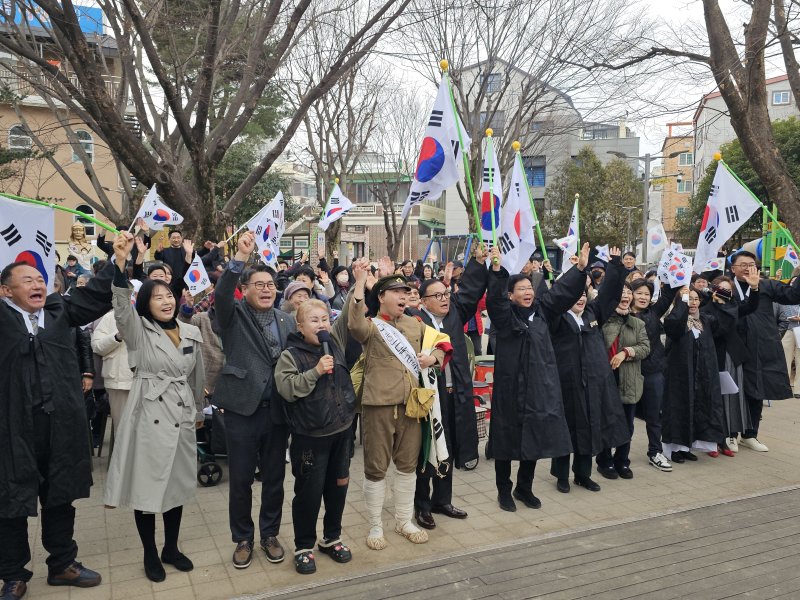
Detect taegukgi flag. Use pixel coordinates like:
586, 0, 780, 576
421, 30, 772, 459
694, 162, 761, 273
0, 196, 56, 292
319, 184, 353, 231
499, 156, 536, 273
133, 186, 184, 231
557, 199, 580, 271
183, 253, 211, 296
595, 244, 611, 262
647, 224, 668, 258
401, 79, 470, 219
783, 245, 800, 269
480, 140, 503, 246
246, 191, 285, 266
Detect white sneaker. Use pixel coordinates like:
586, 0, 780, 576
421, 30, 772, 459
727, 437, 738, 453
739, 437, 768, 452
649, 453, 673, 472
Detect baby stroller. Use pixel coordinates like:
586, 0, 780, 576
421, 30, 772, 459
197, 405, 227, 487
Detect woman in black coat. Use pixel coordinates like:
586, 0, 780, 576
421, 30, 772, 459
548, 250, 629, 494
701, 273, 760, 455
629, 279, 678, 471
486, 244, 589, 512
662, 288, 727, 460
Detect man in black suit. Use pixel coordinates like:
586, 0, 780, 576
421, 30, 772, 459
154, 229, 193, 297
412, 248, 488, 530
214, 232, 296, 569
0, 233, 129, 600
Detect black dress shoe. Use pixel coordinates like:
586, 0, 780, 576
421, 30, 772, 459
512, 488, 542, 509
498, 492, 517, 512
671, 451, 685, 463
431, 504, 468, 519
574, 477, 601, 492
616, 467, 634, 480
596, 465, 618, 480
161, 550, 194, 572
1, 580, 26, 600
556, 479, 570, 493
47, 562, 102, 587
683, 451, 698, 461
415, 510, 436, 530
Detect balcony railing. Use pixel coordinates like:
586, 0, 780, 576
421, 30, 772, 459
0, 67, 123, 100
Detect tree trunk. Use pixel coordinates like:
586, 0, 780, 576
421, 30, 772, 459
325, 220, 342, 258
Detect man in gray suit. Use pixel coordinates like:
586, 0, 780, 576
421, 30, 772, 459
214, 232, 296, 569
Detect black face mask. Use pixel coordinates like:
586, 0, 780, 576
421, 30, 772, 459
591, 270, 604, 279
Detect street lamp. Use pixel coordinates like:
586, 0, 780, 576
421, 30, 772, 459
607, 150, 684, 264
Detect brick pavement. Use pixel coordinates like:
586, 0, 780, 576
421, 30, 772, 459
21, 398, 800, 600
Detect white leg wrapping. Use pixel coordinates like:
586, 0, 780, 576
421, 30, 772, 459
363, 478, 387, 550
393, 470, 428, 544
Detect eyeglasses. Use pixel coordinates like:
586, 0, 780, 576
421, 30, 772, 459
244, 281, 276, 290
733, 263, 757, 269
423, 291, 451, 301
514, 287, 534, 293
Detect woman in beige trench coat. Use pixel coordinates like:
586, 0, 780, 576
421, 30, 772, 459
104, 233, 205, 583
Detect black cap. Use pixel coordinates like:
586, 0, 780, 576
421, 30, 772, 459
373, 275, 412, 294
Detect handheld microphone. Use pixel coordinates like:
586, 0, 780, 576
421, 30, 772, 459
317, 330, 333, 374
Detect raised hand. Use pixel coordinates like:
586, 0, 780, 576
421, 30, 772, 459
443, 262, 454, 285
577, 242, 590, 270
490, 247, 502, 272
136, 217, 149, 233
609, 246, 621, 257
378, 256, 394, 278
542, 259, 552, 272
473, 244, 488, 265
182, 288, 195, 307
318, 270, 330, 284
113, 231, 134, 268
744, 269, 761, 289
236, 231, 256, 261
352, 257, 370, 285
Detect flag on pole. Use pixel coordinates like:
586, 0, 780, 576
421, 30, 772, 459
319, 184, 353, 231
0, 196, 56, 292
558, 198, 579, 271
245, 191, 285, 266
401, 80, 470, 220
183, 253, 212, 296
499, 157, 536, 273
595, 244, 611, 262
693, 162, 761, 273
479, 140, 502, 246
133, 186, 184, 231
783, 246, 800, 269
647, 224, 668, 259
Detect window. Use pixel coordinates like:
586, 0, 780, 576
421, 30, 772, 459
676, 207, 687, 218
677, 180, 693, 194
482, 73, 502, 95
479, 110, 506, 137
772, 91, 791, 105
522, 155, 546, 187
71, 130, 93, 163
529, 120, 552, 134
8, 124, 31, 151
356, 184, 376, 204
74, 204, 96, 236
678, 152, 693, 166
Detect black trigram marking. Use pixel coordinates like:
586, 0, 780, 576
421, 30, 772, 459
409, 190, 430, 204
451, 140, 460, 158
498, 231, 515, 254
330, 196, 340, 206
428, 110, 443, 127
709, 184, 719, 198
483, 167, 495, 183
704, 226, 717, 245
1, 223, 21, 246
725, 205, 740, 223
36, 230, 52, 256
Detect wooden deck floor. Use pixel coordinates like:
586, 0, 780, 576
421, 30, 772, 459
262, 488, 800, 600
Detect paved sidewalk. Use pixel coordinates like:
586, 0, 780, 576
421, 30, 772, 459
23, 398, 800, 599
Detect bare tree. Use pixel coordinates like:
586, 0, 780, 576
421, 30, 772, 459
0, 0, 412, 237
400, 0, 656, 231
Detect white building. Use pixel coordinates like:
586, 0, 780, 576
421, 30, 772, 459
693, 74, 800, 182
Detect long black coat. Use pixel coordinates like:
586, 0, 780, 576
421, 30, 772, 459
548, 259, 629, 456
733, 277, 800, 400
414, 258, 487, 468
703, 290, 759, 371
662, 300, 727, 446
0, 263, 115, 519
485, 265, 585, 461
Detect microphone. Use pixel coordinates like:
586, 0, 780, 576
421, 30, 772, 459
317, 330, 333, 374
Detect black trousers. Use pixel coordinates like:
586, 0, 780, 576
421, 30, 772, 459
596, 403, 637, 469
0, 411, 78, 582
743, 394, 764, 438
225, 402, 288, 543
639, 372, 665, 457
415, 465, 453, 512
290, 429, 351, 551
494, 460, 535, 495
550, 453, 592, 481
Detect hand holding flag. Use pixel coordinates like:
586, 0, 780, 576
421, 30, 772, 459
184, 253, 212, 296
132, 186, 184, 231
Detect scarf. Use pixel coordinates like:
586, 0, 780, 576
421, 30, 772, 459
687, 314, 704, 332
245, 303, 280, 359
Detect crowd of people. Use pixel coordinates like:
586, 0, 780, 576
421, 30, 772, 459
2, 224, 800, 599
